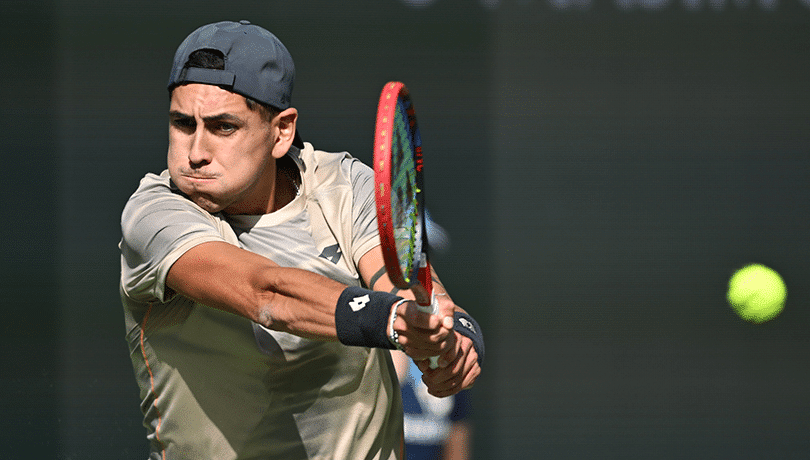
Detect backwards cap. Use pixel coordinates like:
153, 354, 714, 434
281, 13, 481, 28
167, 20, 295, 111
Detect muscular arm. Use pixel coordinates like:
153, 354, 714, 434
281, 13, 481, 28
166, 241, 453, 345
167, 239, 468, 375
166, 240, 345, 341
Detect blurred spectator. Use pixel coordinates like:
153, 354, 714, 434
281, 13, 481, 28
392, 350, 473, 460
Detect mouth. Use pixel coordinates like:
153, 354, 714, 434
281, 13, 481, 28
181, 171, 219, 183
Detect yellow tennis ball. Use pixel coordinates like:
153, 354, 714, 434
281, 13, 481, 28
727, 264, 787, 324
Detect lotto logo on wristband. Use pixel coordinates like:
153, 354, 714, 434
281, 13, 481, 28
349, 294, 370, 312
459, 317, 476, 334
453, 311, 484, 365
335, 286, 404, 350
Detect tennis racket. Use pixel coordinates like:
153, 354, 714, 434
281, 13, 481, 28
373, 81, 440, 368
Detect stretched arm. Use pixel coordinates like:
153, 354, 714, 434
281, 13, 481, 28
166, 240, 456, 360
166, 241, 344, 340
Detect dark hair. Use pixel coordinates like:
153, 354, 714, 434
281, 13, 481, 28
178, 49, 280, 121
185, 48, 225, 70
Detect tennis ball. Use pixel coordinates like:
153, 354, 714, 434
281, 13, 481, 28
727, 264, 786, 324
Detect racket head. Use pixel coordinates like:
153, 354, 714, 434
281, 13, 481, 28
373, 82, 430, 292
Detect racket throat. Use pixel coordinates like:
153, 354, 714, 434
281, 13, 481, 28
413, 254, 433, 307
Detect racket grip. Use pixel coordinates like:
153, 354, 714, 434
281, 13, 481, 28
416, 294, 440, 369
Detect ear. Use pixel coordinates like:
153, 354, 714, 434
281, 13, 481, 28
271, 107, 298, 159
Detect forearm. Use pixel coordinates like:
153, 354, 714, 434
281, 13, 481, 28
252, 265, 346, 340
362, 251, 456, 310
166, 241, 345, 341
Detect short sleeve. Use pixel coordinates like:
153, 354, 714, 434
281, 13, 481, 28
119, 172, 226, 303
348, 159, 382, 262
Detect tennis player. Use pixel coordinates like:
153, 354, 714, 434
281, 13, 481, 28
119, 20, 483, 459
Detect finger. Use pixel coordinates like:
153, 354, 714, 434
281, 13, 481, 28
417, 353, 460, 386
461, 365, 481, 390
459, 354, 481, 390
434, 329, 459, 368
425, 359, 480, 398
395, 319, 454, 358
398, 300, 443, 329
397, 322, 451, 346
395, 301, 457, 365
434, 293, 455, 322
402, 339, 452, 363
422, 328, 464, 370
422, 368, 466, 398
419, 336, 481, 395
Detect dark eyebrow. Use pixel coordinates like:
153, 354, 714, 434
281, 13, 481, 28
202, 113, 245, 125
169, 110, 242, 121
169, 111, 245, 125
169, 110, 191, 120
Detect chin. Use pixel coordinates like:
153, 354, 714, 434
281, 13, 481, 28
189, 194, 227, 214
174, 181, 226, 214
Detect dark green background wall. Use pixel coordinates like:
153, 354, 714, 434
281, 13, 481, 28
3, 0, 808, 458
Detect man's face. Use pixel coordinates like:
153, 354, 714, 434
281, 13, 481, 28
168, 83, 280, 214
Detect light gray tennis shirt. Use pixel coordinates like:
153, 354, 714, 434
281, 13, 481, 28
119, 144, 402, 460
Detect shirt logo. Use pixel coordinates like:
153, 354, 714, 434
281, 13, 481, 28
319, 244, 342, 264
349, 294, 370, 312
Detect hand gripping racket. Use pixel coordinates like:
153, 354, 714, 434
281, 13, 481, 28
373, 82, 440, 368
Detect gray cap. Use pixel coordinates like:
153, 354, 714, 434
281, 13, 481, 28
168, 20, 295, 110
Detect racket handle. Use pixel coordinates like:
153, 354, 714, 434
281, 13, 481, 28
412, 288, 440, 369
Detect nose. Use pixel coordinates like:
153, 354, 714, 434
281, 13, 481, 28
188, 129, 211, 167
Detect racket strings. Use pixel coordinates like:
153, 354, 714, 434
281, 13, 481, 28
391, 99, 423, 283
